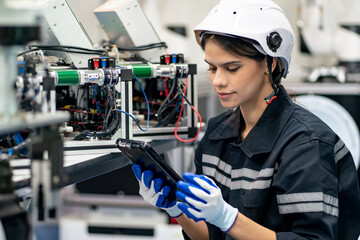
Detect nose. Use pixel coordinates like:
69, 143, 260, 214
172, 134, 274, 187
211, 70, 227, 89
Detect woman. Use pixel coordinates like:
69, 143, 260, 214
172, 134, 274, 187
132, 0, 360, 239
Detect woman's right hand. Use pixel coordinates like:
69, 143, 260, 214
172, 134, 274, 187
132, 164, 183, 218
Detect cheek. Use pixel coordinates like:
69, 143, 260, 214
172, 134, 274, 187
245, 63, 267, 84
234, 70, 268, 98
234, 69, 263, 88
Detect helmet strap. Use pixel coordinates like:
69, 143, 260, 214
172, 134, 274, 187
264, 56, 280, 105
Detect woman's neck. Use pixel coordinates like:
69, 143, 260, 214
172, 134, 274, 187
240, 89, 273, 140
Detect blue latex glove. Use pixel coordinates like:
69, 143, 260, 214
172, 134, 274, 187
132, 164, 182, 218
176, 173, 238, 232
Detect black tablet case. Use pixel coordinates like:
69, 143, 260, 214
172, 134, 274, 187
115, 138, 183, 201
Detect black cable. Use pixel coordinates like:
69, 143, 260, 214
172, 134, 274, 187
73, 130, 90, 141
156, 101, 181, 127
38, 47, 105, 55
103, 89, 114, 130
84, 111, 120, 139
181, 93, 192, 106
17, 48, 40, 56
78, 87, 88, 130
158, 87, 182, 121
157, 79, 177, 122
17, 47, 105, 57
103, 89, 110, 129
18, 44, 107, 57
78, 86, 87, 107
117, 42, 167, 51
28, 44, 107, 54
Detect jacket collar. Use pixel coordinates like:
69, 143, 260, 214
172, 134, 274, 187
208, 87, 295, 158
207, 107, 242, 140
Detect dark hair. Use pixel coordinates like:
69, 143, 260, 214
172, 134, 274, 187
200, 34, 283, 84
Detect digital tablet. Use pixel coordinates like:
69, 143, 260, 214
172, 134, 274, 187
115, 138, 183, 200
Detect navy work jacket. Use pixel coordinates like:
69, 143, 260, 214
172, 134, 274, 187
185, 87, 360, 240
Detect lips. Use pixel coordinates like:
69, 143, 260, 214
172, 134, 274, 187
217, 92, 233, 100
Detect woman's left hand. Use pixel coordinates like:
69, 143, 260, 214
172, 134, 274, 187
176, 173, 238, 232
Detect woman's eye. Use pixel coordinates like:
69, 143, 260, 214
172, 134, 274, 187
227, 66, 240, 72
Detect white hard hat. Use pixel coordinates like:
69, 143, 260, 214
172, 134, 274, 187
194, 0, 295, 78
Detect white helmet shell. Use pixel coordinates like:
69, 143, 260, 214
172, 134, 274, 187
194, 0, 295, 78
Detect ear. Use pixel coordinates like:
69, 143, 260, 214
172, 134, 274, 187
265, 57, 278, 73
271, 57, 278, 72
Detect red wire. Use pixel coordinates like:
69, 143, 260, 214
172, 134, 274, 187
164, 77, 169, 97
174, 77, 202, 142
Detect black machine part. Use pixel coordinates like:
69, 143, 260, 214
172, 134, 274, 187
0, 160, 30, 240
0, 194, 30, 240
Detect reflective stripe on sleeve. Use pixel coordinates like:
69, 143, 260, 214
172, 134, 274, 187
277, 192, 339, 217
278, 202, 339, 217
334, 139, 349, 163
277, 192, 338, 207
334, 139, 344, 153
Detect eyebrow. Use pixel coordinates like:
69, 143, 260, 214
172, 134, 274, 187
204, 59, 242, 66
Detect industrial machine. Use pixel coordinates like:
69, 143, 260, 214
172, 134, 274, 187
25, 0, 200, 142
0, 0, 200, 239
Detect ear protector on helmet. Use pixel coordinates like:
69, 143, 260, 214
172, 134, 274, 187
267, 31, 282, 52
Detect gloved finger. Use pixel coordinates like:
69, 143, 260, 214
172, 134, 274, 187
155, 194, 170, 208
192, 175, 219, 194
153, 178, 164, 193
155, 191, 177, 209
177, 180, 209, 201
142, 170, 154, 188
198, 175, 217, 188
161, 185, 172, 197
176, 190, 194, 207
132, 164, 142, 181
176, 190, 206, 210
183, 173, 217, 192
178, 202, 205, 222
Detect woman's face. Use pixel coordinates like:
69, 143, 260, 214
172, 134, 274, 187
204, 39, 272, 109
